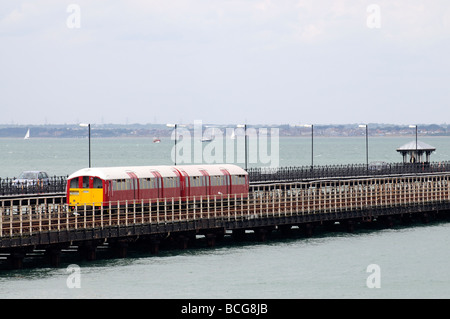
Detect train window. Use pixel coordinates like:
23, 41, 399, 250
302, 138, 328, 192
113, 179, 126, 191
93, 178, 103, 189
142, 178, 151, 189
70, 178, 79, 188
82, 176, 89, 188
126, 180, 133, 190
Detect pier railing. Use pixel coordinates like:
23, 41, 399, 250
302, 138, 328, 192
1, 173, 450, 240
0, 176, 67, 196
247, 161, 450, 183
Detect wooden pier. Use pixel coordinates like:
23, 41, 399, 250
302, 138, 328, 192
2, 171, 450, 269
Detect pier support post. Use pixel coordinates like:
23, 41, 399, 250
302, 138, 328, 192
78, 242, 97, 261
112, 241, 129, 258
401, 213, 412, 225
148, 235, 161, 254
7, 250, 25, 270
205, 233, 216, 248
381, 216, 394, 228
345, 220, 355, 233
254, 228, 270, 242
303, 223, 314, 237
177, 234, 190, 250
45, 247, 62, 267
421, 212, 431, 224
232, 229, 246, 241
279, 225, 292, 237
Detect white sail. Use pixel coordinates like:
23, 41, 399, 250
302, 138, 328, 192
24, 129, 30, 140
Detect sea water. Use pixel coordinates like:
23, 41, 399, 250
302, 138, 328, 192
1, 136, 450, 299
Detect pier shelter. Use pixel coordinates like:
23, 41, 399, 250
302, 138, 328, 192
396, 140, 436, 164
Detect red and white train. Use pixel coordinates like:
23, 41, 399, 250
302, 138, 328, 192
67, 164, 249, 209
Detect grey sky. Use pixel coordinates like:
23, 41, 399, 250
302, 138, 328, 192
1, 1, 450, 126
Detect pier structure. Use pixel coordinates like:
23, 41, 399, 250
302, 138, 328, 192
2, 169, 450, 268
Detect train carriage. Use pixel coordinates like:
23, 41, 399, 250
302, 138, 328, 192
67, 164, 248, 210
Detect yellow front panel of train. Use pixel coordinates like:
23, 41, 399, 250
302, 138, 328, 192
69, 188, 103, 206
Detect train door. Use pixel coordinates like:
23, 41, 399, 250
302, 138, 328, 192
199, 169, 210, 196
151, 170, 163, 199
126, 171, 139, 200
180, 170, 189, 198
220, 169, 231, 194
172, 168, 183, 198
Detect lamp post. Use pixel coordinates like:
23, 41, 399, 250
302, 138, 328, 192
409, 125, 418, 163
166, 123, 178, 165
79, 123, 91, 168
237, 124, 247, 170
358, 124, 369, 169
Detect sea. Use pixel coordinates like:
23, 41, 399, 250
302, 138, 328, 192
1, 135, 450, 300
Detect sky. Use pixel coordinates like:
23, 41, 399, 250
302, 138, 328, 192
1, 0, 450, 126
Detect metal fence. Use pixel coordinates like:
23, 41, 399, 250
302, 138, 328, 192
247, 161, 450, 183
0, 176, 67, 196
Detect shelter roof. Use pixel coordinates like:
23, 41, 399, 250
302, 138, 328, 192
396, 140, 436, 152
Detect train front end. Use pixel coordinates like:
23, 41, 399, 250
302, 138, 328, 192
67, 169, 106, 211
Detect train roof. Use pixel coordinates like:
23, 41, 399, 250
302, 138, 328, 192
68, 164, 247, 180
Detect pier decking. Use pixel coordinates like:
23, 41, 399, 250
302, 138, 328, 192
2, 168, 450, 269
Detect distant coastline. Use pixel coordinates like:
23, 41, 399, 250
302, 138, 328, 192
0, 123, 449, 138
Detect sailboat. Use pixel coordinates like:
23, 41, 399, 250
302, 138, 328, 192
24, 129, 30, 140
230, 129, 236, 140
201, 127, 215, 142
153, 137, 161, 143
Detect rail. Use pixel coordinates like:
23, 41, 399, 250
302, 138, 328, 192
247, 161, 450, 183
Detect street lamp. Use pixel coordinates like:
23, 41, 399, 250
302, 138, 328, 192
409, 124, 418, 163
237, 124, 247, 170
79, 123, 91, 168
358, 124, 369, 169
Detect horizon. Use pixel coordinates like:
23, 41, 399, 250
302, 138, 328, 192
1, 122, 450, 127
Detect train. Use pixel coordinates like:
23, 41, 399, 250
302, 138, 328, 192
67, 164, 249, 209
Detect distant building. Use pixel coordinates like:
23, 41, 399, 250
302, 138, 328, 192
396, 141, 436, 164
